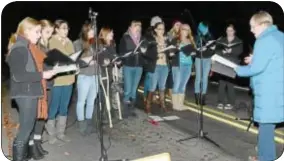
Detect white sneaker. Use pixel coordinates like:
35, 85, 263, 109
224, 104, 233, 110
217, 104, 224, 109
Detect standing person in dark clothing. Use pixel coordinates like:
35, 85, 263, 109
119, 20, 146, 118
7, 17, 56, 161
194, 21, 216, 105
215, 24, 243, 110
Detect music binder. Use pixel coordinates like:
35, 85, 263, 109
211, 54, 237, 78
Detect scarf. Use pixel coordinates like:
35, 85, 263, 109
29, 43, 48, 119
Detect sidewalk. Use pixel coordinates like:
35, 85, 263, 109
1, 84, 240, 161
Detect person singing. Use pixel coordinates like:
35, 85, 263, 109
215, 24, 243, 110
119, 20, 145, 118
7, 17, 56, 161
171, 23, 196, 111
234, 11, 284, 161
73, 21, 98, 136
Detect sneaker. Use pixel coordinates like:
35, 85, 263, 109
224, 104, 233, 110
217, 103, 224, 109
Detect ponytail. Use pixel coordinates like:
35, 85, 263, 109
7, 33, 17, 55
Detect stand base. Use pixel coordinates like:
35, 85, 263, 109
235, 117, 253, 132
177, 131, 220, 148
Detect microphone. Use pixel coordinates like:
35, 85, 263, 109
89, 7, 98, 18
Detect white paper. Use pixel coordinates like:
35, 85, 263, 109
53, 64, 78, 75
69, 50, 83, 61
211, 54, 237, 69
162, 115, 180, 121
159, 45, 177, 53
81, 56, 93, 63
216, 42, 242, 48
148, 115, 164, 122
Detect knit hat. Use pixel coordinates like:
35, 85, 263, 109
150, 16, 162, 27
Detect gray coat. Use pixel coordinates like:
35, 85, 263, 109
7, 36, 43, 98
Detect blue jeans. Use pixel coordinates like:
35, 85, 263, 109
172, 64, 192, 94
123, 66, 143, 102
48, 85, 73, 119
194, 58, 211, 94
149, 65, 169, 92
144, 72, 151, 97
76, 75, 98, 121
258, 123, 276, 161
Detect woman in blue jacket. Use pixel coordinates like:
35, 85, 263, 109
234, 11, 284, 161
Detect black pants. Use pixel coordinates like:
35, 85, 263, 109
14, 98, 38, 144
218, 79, 235, 105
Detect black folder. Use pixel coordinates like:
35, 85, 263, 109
211, 54, 237, 78
44, 49, 88, 68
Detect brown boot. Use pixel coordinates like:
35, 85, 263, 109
159, 90, 167, 112
172, 94, 179, 111
145, 92, 153, 114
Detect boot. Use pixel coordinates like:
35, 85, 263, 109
159, 90, 167, 112
145, 92, 153, 114
194, 93, 200, 105
85, 119, 97, 135
172, 94, 179, 111
27, 141, 44, 160
201, 94, 206, 105
122, 102, 131, 118
45, 119, 57, 144
178, 94, 187, 111
12, 140, 28, 161
129, 98, 137, 117
167, 89, 172, 98
56, 116, 71, 142
34, 139, 48, 155
77, 120, 87, 136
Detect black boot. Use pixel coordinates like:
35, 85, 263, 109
201, 94, 206, 105
12, 140, 28, 161
129, 98, 137, 117
27, 143, 44, 160
194, 93, 200, 105
122, 102, 131, 118
34, 140, 48, 155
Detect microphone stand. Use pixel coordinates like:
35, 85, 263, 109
89, 8, 128, 161
177, 9, 219, 147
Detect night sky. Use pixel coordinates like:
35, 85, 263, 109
1, 1, 284, 78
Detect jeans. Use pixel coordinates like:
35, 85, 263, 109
123, 66, 143, 102
144, 72, 151, 97
48, 85, 73, 120
14, 98, 37, 144
76, 75, 98, 121
172, 64, 192, 94
194, 58, 211, 94
149, 65, 169, 92
258, 123, 276, 161
218, 79, 235, 105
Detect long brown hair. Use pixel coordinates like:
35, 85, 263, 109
98, 27, 114, 46
79, 22, 94, 51
177, 24, 196, 48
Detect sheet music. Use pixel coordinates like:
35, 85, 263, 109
197, 40, 216, 51
53, 64, 78, 75
69, 50, 83, 61
216, 42, 242, 48
81, 56, 93, 63
159, 45, 177, 53
211, 54, 237, 69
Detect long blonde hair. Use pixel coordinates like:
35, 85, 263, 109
7, 17, 40, 53
178, 24, 196, 48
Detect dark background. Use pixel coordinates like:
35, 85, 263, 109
2, 1, 284, 85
